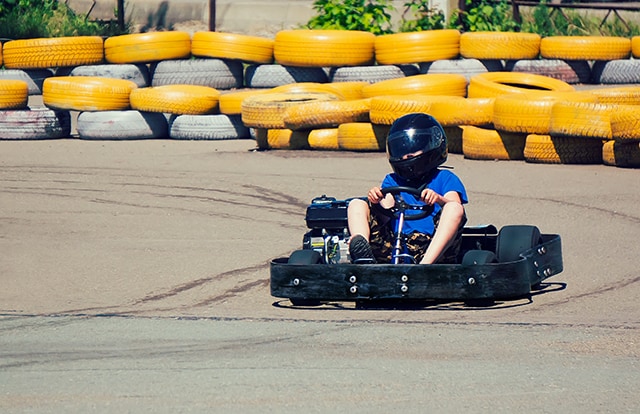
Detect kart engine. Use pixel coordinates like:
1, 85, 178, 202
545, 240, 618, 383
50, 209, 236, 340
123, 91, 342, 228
302, 195, 353, 264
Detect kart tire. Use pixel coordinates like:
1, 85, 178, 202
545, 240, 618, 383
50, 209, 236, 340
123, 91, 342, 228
420, 58, 503, 81
523, 134, 603, 165
104, 31, 191, 64
219, 89, 269, 115
283, 98, 371, 130
42, 76, 138, 112
602, 140, 640, 168
461, 126, 526, 160
505, 59, 592, 85
0, 79, 29, 109
610, 104, 640, 142
460, 32, 541, 60
130, 84, 221, 115
329, 65, 418, 84
287, 249, 322, 307
540, 36, 631, 61
241, 92, 338, 129
549, 101, 615, 140
274, 30, 375, 67
496, 225, 541, 263
337, 122, 387, 152
369, 95, 465, 126
462, 250, 497, 266
169, 114, 250, 140
467, 72, 574, 98
308, 128, 339, 150
77, 110, 169, 140
585, 86, 640, 105
375, 30, 460, 65
150, 58, 244, 89
362, 73, 467, 98
592, 59, 640, 85
0, 69, 54, 95
244, 64, 329, 88
2, 36, 104, 69
191, 31, 274, 64
0, 108, 71, 140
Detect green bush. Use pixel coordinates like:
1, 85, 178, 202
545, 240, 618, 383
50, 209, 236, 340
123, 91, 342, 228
0, 0, 127, 39
305, 0, 395, 35
450, 0, 519, 32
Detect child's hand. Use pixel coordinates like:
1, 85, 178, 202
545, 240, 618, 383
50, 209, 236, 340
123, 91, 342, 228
367, 186, 384, 204
421, 188, 442, 206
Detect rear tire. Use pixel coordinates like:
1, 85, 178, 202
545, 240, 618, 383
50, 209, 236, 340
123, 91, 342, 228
496, 225, 541, 263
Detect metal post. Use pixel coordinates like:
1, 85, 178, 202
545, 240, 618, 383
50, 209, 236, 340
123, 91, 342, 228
117, 0, 125, 31
209, 0, 216, 31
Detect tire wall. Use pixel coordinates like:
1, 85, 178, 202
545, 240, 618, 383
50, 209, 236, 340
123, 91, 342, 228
1, 29, 639, 167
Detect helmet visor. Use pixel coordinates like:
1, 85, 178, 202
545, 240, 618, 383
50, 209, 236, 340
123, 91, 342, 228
387, 125, 445, 162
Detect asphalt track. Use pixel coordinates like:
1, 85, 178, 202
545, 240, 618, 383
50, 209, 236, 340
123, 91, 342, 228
1, 136, 639, 412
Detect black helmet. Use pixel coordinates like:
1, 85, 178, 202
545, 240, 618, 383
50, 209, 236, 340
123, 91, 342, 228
387, 113, 448, 183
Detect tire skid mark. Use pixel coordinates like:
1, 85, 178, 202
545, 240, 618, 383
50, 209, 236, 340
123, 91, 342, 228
193, 279, 269, 307
132, 263, 268, 305
476, 190, 640, 224
530, 274, 640, 309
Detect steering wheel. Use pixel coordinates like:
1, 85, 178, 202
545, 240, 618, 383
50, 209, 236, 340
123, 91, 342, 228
380, 186, 433, 220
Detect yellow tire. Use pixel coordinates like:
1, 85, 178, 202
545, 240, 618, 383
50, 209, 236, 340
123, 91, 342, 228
461, 125, 526, 160
585, 86, 640, 105
375, 30, 460, 65
254, 128, 310, 150
283, 98, 371, 130
370, 95, 462, 125
308, 128, 340, 150
0, 80, 29, 109
2, 36, 104, 69
362, 74, 467, 98
524, 134, 604, 164
425, 97, 494, 127
337, 123, 388, 151
0, 43, 3, 66
549, 101, 616, 140
460, 32, 541, 60
540, 36, 631, 61
219, 89, 269, 115
271, 82, 345, 99
130, 85, 221, 115
493, 91, 598, 135
242, 92, 339, 129
603, 140, 640, 168
323, 81, 368, 100
632, 36, 640, 58
274, 30, 375, 67
610, 104, 640, 142
468, 72, 574, 98
43, 76, 137, 111
104, 31, 191, 64
191, 31, 274, 64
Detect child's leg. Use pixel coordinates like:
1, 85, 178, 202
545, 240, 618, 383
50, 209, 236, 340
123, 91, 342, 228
347, 198, 371, 240
420, 202, 465, 264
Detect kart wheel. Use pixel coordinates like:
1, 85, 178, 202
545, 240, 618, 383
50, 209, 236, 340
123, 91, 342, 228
496, 225, 541, 263
287, 250, 322, 307
461, 250, 497, 266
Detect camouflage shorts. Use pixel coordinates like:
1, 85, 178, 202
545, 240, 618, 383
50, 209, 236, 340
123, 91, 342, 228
368, 203, 466, 264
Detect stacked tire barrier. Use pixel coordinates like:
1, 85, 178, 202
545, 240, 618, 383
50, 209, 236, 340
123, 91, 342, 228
1, 29, 639, 167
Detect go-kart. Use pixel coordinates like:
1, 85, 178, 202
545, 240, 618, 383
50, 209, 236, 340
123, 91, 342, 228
270, 187, 563, 307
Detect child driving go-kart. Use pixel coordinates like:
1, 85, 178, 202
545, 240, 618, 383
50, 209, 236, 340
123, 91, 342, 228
347, 113, 468, 265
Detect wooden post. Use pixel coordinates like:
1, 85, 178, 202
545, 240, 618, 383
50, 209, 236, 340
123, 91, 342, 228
209, 0, 216, 31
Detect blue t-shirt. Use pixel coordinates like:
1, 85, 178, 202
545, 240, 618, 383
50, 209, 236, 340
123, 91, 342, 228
381, 169, 468, 235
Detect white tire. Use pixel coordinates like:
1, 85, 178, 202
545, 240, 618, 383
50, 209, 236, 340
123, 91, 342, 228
77, 110, 169, 140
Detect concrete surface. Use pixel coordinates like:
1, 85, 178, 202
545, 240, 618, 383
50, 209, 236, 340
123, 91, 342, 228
1, 136, 639, 412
